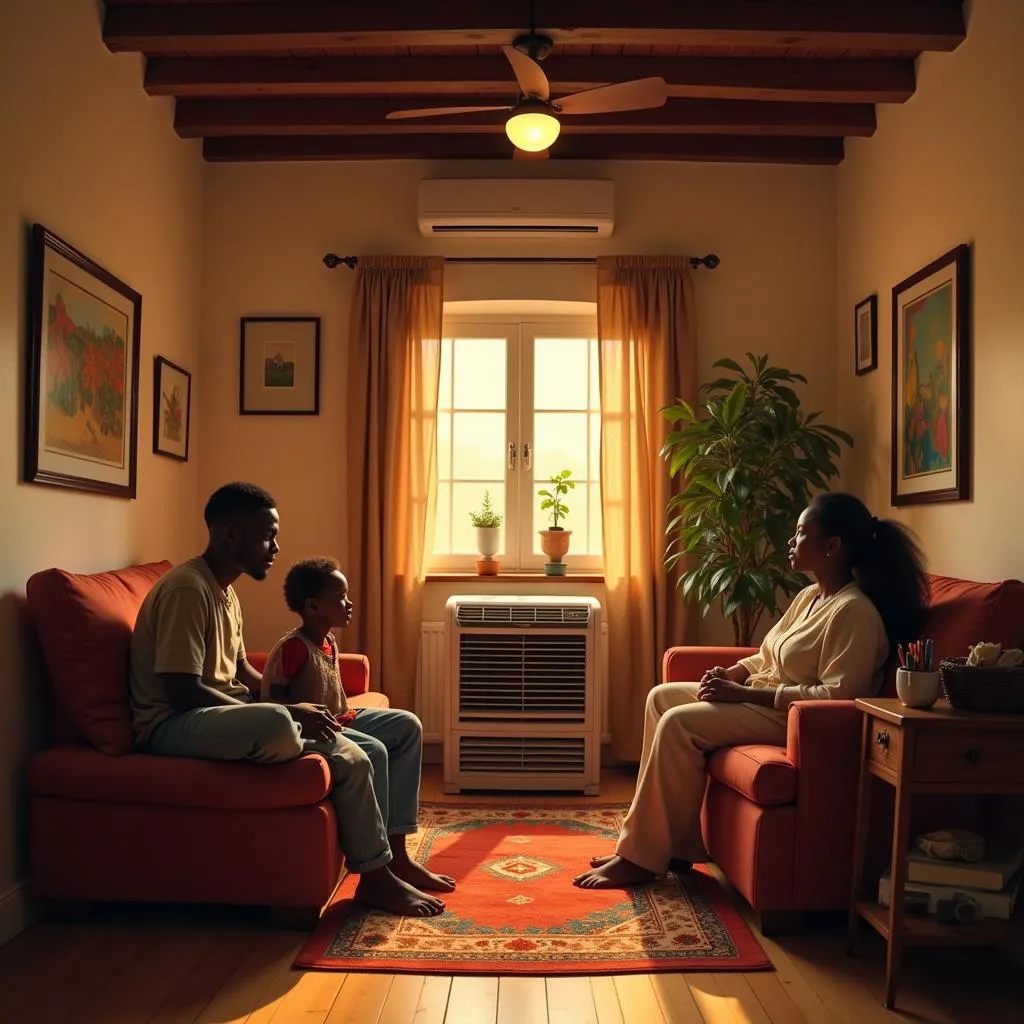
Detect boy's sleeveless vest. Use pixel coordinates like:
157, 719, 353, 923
260, 629, 349, 716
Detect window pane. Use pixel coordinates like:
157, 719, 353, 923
589, 339, 600, 409
437, 411, 452, 479
453, 338, 505, 409
589, 412, 600, 473
534, 413, 587, 483
438, 338, 453, 409
453, 412, 505, 478
433, 483, 452, 554
454, 482, 505, 554
588, 482, 603, 555
535, 337, 588, 410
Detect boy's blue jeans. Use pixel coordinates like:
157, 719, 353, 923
147, 703, 423, 874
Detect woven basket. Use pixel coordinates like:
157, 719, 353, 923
939, 657, 1024, 713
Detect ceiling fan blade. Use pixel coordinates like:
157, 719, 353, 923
555, 77, 668, 115
502, 45, 550, 101
385, 104, 510, 120
513, 147, 550, 160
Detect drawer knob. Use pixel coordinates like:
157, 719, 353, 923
965, 748, 980, 765
875, 730, 890, 749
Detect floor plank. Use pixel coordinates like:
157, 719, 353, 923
589, 976, 625, 1024
377, 974, 427, 1024
648, 973, 706, 1023
547, 976, 600, 1024
497, 976, 547, 1024
325, 972, 394, 1024
445, 976, 498, 1024
414, 976, 453, 1023
612, 974, 667, 1024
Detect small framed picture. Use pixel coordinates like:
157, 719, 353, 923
240, 316, 320, 415
153, 356, 191, 461
854, 294, 878, 375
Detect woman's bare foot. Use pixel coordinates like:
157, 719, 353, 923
354, 866, 446, 916
572, 855, 657, 889
390, 857, 456, 893
588, 853, 692, 872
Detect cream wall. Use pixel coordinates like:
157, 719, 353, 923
200, 160, 837, 650
837, 0, 1024, 581
0, 0, 204, 934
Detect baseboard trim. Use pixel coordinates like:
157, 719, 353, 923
0, 879, 37, 947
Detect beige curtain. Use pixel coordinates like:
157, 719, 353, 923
344, 256, 444, 711
597, 255, 699, 761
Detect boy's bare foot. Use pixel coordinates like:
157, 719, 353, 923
589, 854, 692, 872
354, 866, 446, 916
572, 855, 657, 889
391, 858, 457, 893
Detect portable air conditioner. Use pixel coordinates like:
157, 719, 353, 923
443, 595, 602, 794
418, 178, 614, 238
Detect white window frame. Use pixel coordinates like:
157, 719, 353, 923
430, 315, 602, 574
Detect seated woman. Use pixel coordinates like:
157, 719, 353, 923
574, 491, 928, 889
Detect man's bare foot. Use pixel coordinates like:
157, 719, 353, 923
572, 855, 657, 889
354, 866, 446, 916
391, 857, 456, 893
588, 853, 692, 872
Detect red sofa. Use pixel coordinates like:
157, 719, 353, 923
25, 560, 386, 924
663, 574, 1024, 933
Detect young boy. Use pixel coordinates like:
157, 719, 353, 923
262, 557, 455, 899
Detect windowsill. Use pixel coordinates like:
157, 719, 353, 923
425, 572, 605, 583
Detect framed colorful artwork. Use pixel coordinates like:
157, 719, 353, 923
153, 356, 191, 461
239, 316, 320, 415
891, 244, 971, 506
24, 224, 141, 498
854, 293, 877, 375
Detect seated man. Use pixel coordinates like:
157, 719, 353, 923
129, 481, 451, 916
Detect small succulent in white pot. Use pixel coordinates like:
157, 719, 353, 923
469, 491, 503, 558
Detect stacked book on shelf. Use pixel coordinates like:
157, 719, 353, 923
879, 841, 1024, 920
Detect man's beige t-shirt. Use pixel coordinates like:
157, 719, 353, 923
130, 556, 249, 745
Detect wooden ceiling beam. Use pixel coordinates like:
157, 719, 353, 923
146, 55, 916, 104
174, 97, 875, 138
202, 133, 844, 165
105, 2, 965, 56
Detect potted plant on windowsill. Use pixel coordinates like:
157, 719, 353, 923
538, 469, 575, 576
469, 491, 503, 575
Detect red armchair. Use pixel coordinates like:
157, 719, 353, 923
663, 575, 1024, 933
25, 561, 386, 925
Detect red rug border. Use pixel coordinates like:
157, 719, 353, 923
295, 803, 773, 975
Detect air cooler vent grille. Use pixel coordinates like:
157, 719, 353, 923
455, 603, 591, 627
458, 633, 586, 722
458, 736, 586, 775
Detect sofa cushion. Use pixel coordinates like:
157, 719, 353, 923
706, 744, 796, 806
29, 745, 332, 809
26, 562, 172, 755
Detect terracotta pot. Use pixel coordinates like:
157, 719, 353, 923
475, 557, 500, 576
539, 528, 571, 562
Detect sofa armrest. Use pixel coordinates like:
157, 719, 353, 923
662, 646, 759, 683
786, 699, 864, 908
245, 651, 370, 698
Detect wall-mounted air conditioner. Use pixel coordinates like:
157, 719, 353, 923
418, 178, 614, 239
443, 595, 602, 794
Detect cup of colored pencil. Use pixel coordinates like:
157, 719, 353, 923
896, 638, 939, 708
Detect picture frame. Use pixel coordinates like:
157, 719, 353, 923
854, 293, 878, 375
891, 243, 971, 507
240, 316, 320, 415
24, 224, 141, 498
153, 356, 191, 461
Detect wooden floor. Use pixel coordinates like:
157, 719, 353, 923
1, 767, 1020, 1024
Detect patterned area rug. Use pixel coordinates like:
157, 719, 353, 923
295, 804, 771, 974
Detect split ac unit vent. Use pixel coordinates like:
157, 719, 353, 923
418, 178, 614, 239
444, 595, 602, 794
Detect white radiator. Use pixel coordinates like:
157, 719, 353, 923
415, 619, 610, 745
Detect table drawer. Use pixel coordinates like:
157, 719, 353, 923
913, 730, 1024, 785
866, 716, 903, 773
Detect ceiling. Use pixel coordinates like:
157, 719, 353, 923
102, 1, 967, 166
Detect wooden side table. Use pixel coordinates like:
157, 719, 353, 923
846, 697, 1024, 1008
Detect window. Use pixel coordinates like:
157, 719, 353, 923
432, 316, 602, 572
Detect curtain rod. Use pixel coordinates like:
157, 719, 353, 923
323, 253, 720, 271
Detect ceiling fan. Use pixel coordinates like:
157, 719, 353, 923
384, 5, 667, 158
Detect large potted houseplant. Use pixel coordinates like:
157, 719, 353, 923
661, 353, 853, 645
538, 469, 574, 576
469, 490, 503, 575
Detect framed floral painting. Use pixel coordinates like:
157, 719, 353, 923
854, 293, 877, 375
891, 244, 971, 506
24, 225, 141, 498
153, 356, 191, 461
